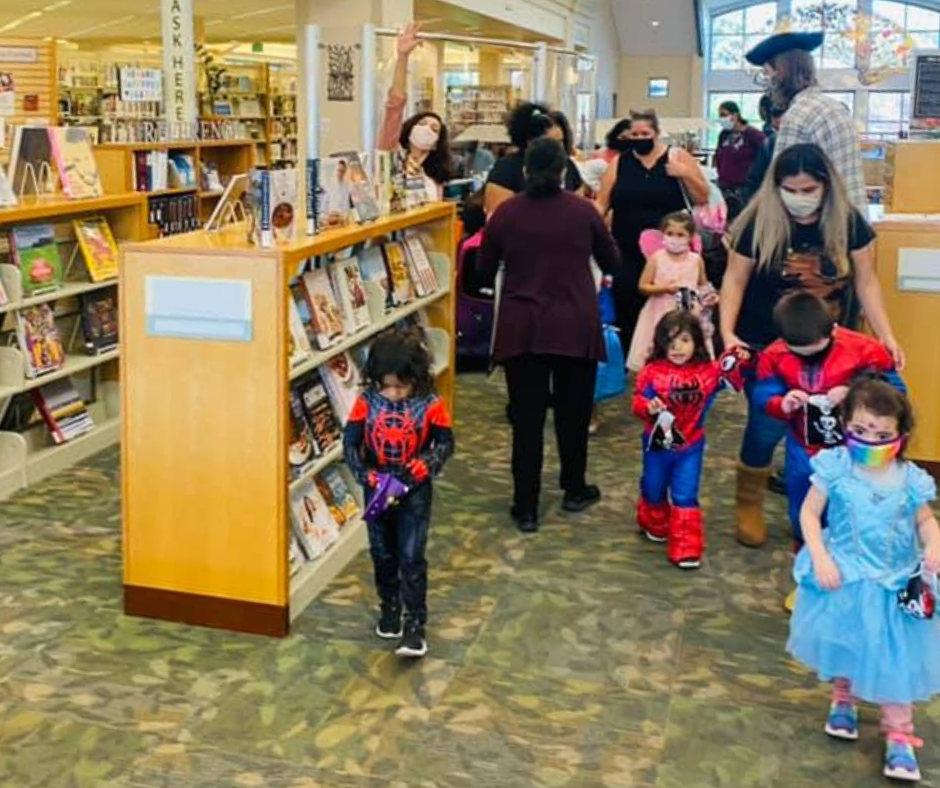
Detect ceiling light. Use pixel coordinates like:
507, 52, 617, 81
43, 1, 73, 10
651, 20, 661, 27
0, 11, 43, 32
231, 3, 292, 21
69, 14, 137, 37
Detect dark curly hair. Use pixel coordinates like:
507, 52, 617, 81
507, 101, 556, 150
648, 310, 711, 366
605, 118, 631, 149
399, 112, 453, 185
364, 328, 435, 399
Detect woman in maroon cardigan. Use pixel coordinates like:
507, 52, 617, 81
478, 138, 622, 533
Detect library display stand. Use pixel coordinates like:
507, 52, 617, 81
0, 192, 148, 500
120, 202, 458, 637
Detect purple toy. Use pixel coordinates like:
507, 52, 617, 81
364, 473, 410, 522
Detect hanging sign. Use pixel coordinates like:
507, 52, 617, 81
161, 0, 196, 136
0, 47, 38, 64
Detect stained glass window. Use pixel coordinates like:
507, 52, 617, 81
867, 90, 912, 136
790, 0, 860, 69
709, 3, 778, 70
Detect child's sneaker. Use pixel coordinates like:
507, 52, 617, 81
824, 701, 859, 740
395, 618, 428, 658
375, 605, 403, 640
884, 734, 922, 782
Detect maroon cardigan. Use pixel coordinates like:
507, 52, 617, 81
478, 190, 621, 363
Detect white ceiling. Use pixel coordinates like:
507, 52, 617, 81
611, 0, 700, 57
0, 0, 298, 44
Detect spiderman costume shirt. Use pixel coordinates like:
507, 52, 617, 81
343, 389, 455, 489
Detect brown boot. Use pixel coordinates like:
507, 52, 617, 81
736, 463, 772, 547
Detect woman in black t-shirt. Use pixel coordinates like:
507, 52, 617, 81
720, 143, 902, 549
483, 103, 584, 216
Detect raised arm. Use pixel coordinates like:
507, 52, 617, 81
377, 23, 423, 151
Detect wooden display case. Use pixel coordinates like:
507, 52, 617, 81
0, 192, 147, 500
120, 203, 457, 637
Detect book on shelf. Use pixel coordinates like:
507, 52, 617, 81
149, 194, 200, 237
288, 387, 317, 480
73, 216, 119, 282
133, 149, 169, 192
15, 304, 66, 379
319, 351, 362, 425
9, 126, 55, 197
315, 466, 360, 528
31, 377, 95, 444
0, 163, 17, 207
358, 245, 392, 311
331, 151, 380, 223
288, 298, 314, 368
295, 371, 342, 456
168, 152, 196, 189
248, 168, 297, 247
202, 162, 223, 193
402, 232, 439, 297
329, 257, 371, 335
305, 158, 320, 235
79, 290, 119, 355
47, 127, 103, 200
317, 157, 352, 228
290, 478, 340, 561
300, 269, 345, 350
289, 534, 306, 575
289, 281, 320, 349
9, 224, 63, 297
382, 241, 414, 306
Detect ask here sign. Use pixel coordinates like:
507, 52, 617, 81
162, 0, 196, 136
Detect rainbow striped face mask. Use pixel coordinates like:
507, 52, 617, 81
845, 434, 904, 469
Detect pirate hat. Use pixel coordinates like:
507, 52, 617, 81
745, 31, 824, 66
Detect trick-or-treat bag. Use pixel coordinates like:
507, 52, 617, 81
648, 410, 687, 452
805, 394, 844, 449
898, 564, 938, 620
364, 473, 410, 523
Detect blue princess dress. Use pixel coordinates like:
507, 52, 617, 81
787, 447, 940, 705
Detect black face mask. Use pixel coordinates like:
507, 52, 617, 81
632, 138, 655, 156
609, 138, 633, 153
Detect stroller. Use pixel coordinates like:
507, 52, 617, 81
455, 229, 495, 361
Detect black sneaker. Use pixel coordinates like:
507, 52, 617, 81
768, 471, 787, 496
510, 506, 540, 533
562, 485, 602, 513
395, 619, 428, 658
375, 605, 403, 640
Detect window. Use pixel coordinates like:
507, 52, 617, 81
709, 3, 777, 70
823, 90, 856, 114
443, 71, 479, 88
867, 90, 911, 136
790, 0, 859, 69
706, 91, 764, 147
648, 78, 670, 98
871, 1, 940, 68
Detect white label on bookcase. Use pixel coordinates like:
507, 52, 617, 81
145, 276, 253, 341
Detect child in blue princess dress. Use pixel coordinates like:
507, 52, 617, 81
788, 378, 940, 782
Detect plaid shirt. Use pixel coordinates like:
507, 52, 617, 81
774, 88, 866, 210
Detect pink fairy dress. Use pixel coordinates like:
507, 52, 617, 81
627, 249, 706, 371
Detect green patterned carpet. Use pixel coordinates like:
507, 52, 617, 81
3, 372, 940, 787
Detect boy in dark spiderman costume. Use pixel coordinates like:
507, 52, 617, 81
632, 311, 750, 569
343, 329, 454, 658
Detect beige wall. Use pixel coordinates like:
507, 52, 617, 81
618, 55, 702, 118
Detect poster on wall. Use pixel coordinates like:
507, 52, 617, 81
119, 68, 163, 103
0, 73, 14, 117
327, 45, 355, 102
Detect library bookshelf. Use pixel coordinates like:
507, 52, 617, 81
120, 202, 458, 637
0, 192, 148, 500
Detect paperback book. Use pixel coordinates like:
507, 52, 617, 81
357, 245, 392, 311
300, 269, 345, 349
9, 224, 63, 296
403, 232, 439, 297
382, 241, 413, 306
31, 377, 95, 444
329, 257, 371, 335
73, 216, 120, 282
289, 388, 317, 480
289, 281, 319, 348
16, 304, 65, 378
79, 290, 119, 355
48, 126, 103, 199
290, 479, 340, 560
315, 465, 360, 527
319, 351, 362, 424
288, 298, 314, 368
295, 371, 342, 455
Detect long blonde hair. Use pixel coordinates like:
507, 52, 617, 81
729, 143, 852, 275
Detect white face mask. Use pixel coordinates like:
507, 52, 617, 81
409, 124, 439, 152
719, 117, 735, 131
779, 188, 822, 218
663, 236, 690, 255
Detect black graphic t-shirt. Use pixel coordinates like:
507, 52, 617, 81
733, 209, 875, 347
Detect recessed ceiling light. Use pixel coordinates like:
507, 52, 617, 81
43, 1, 73, 11
651, 20, 661, 27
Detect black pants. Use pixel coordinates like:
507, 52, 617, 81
612, 248, 646, 350
504, 354, 598, 515
367, 483, 432, 624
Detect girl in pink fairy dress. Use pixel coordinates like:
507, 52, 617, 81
627, 211, 716, 371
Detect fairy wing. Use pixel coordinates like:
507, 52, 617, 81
639, 228, 704, 256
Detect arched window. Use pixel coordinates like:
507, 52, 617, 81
709, 3, 778, 70
790, 0, 860, 68
872, 0, 940, 67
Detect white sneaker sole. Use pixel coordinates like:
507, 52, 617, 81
643, 531, 667, 543
884, 764, 921, 782
375, 626, 403, 640
395, 641, 428, 658
825, 724, 859, 741
676, 559, 701, 570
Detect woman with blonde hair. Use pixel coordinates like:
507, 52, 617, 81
721, 143, 903, 551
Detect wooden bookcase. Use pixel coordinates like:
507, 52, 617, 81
0, 192, 148, 500
120, 202, 458, 637
93, 140, 255, 225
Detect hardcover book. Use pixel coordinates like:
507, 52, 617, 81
15, 304, 65, 378
300, 269, 345, 349
317, 157, 351, 228
289, 388, 317, 480
358, 245, 391, 310
289, 281, 319, 348
329, 257, 371, 335
289, 479, 340, 560
79, 290, 119, 355
330, 151, 380, 223
48, 126, 103, 199
382, 241, 413, 306
315, 466, 360, 527
295, 371, 341, 455
9, 224, 63, 296
402, 232, 439, 297
288, 298, 313, 368
31, 377, 95, 444
319, 351, 362, 424
73, 216, 119, 282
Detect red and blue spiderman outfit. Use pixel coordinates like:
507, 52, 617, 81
753, 326, 905, 544
343, 389, 454, 625
632, 359, 729, 566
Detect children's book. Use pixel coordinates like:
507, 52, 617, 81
48, 126, 103, 199
288, 388, 317, 480
9, 224, 63, 296
31, 377, 95, 444
15, 304, 66, 378
79, 290, 119, 355
358, 245, 391, 311
315, 466, 360, 527
290, 479, 340, 560
287, 298, 313, 368
382, 241, 413, 306
295, 371, 342, 455
319, 351, 362, 425
329, 256, 371, 335
402, 232, 439, 297
73, 216, 119, 282
300, 269, 345, 349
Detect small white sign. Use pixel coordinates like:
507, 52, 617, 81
898, 247, 940, 292
145, 276, 253, 341
0, 47, 38, 64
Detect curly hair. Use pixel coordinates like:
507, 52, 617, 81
648, 310, 711, 366
364, 328, 435, 398
506, 101, 556, 150
399, 112, 453, 185
843, 377, 915, 451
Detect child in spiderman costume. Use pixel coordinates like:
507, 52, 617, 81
752, 292, 905, 609
343, 329, 454, 659
633, 310, 751, 569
